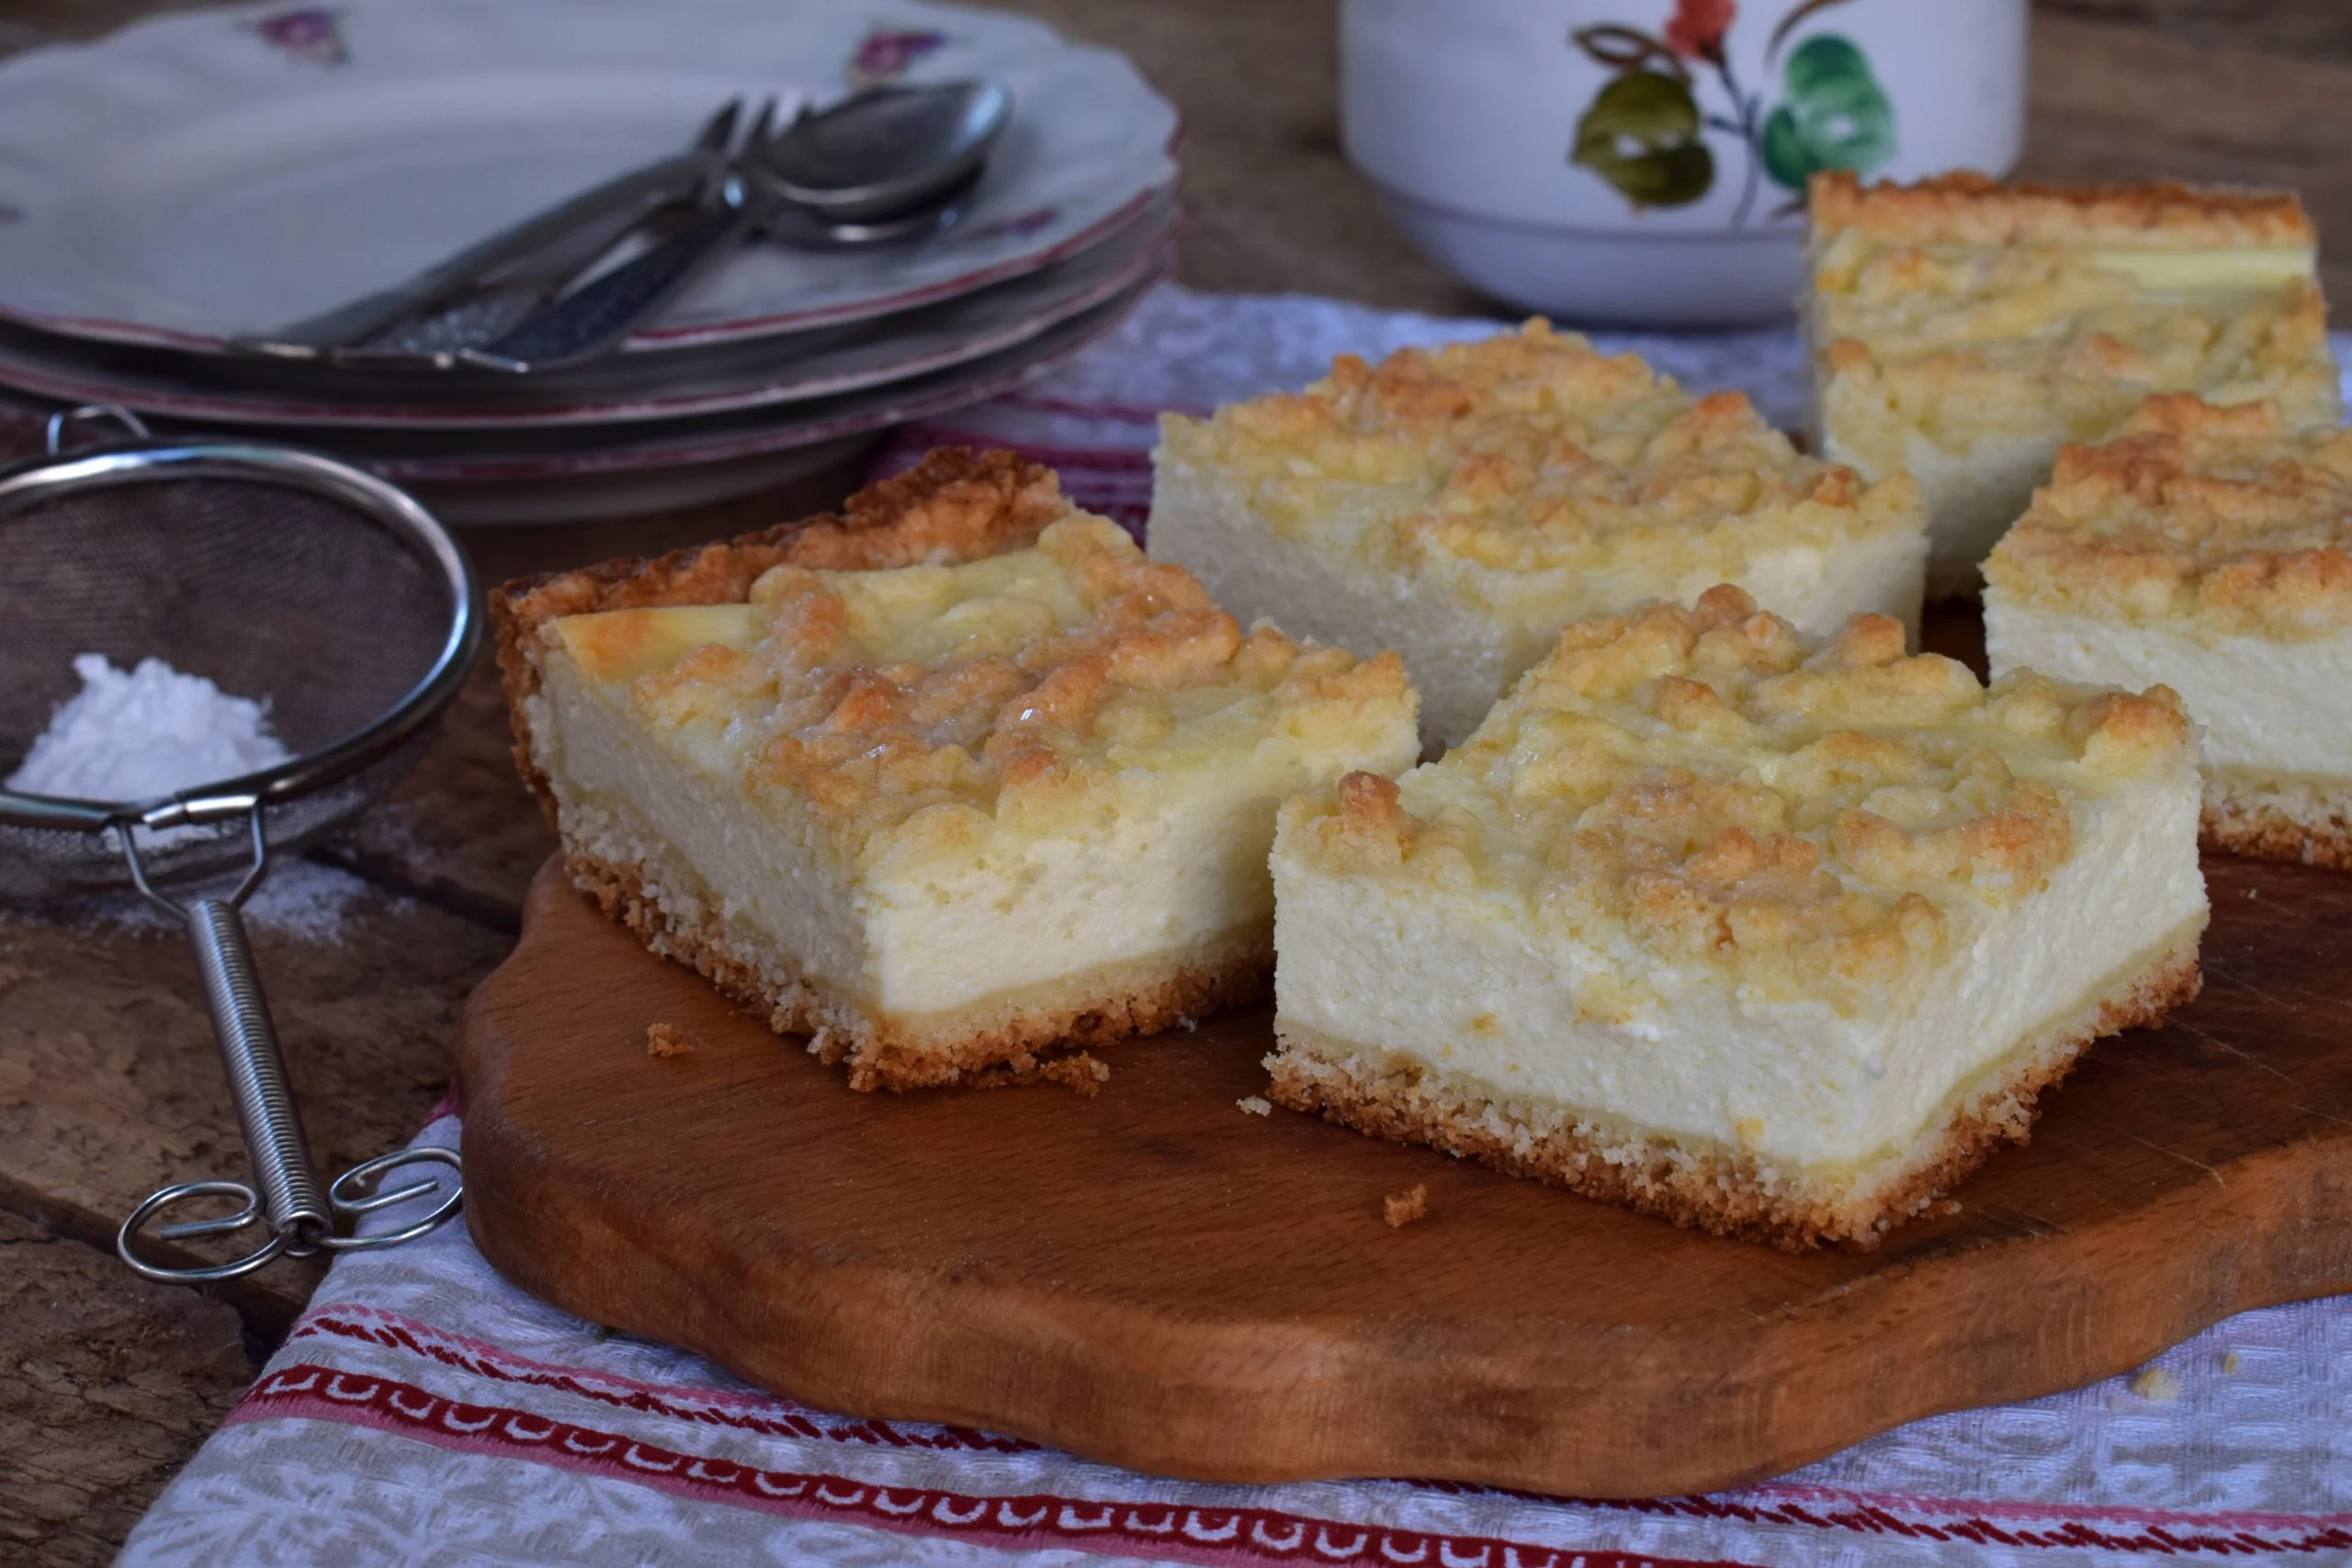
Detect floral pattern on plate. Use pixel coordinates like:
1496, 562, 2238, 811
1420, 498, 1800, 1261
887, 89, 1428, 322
849, 25, 949, 86
249, 6, 347, 67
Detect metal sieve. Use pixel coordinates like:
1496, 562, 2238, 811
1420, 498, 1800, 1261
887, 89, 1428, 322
0, 405, 480, 1281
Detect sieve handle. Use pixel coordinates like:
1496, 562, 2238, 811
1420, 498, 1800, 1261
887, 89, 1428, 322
112, 807, 464, 1282
184, 896, 334, 1248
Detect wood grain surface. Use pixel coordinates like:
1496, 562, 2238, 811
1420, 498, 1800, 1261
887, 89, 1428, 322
460, 847, 2352, 1497
7, 1, 2351, 1557
0, 1209, 252, 1563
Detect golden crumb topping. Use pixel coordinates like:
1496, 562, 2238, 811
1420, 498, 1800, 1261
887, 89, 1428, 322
547, 515, 1415, 860
1810, 172, 2317, 251
1159, 321, 1921, 614
1808, 175, 2338, 467
1284, 586, 2192, 1011
1985, 394, 2352, 637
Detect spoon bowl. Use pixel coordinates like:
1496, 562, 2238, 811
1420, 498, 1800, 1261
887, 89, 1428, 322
759, 81, 1012, 224
759, 186, 971, 250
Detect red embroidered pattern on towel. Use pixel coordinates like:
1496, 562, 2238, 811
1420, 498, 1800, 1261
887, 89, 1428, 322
230, 1363, 1762, 1568
259, 1303, 2352, 1560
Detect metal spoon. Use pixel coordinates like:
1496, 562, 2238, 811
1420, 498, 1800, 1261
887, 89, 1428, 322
454, 84, 1007, 373
760, 81, 1012, 224
757, 168, 976, 249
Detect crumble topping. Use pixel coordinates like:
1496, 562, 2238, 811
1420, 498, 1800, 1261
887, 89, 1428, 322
1810, 171, 2317, 251
1809, 175, 2338, 466
1285, 586, 2191, 1010
503, 449, 1070, 631
1159, 321, 1921, 595
549, 514, 1413, 857
1985, 394, 2352, 637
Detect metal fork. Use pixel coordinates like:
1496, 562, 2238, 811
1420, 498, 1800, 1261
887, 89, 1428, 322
231, 97, 747, 361
454, 98, 783, 374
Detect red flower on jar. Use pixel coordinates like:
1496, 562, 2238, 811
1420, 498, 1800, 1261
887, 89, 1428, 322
1662, 0, 1734, 62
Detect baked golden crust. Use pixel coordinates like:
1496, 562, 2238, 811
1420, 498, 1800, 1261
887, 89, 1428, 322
730, 529, 1408, 851
1984, 394, 2352, 637
1283, 586, 2194, 1011
569, 841, 1269, 1092
492, 447, 1071, 828
1809, 171, 2317, 250
1267, 938, 2202, 1251
1157, 320, 1922, 586
2201, 782, 2352, 871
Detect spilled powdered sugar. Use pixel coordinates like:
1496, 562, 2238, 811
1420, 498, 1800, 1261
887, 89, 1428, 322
56, 859, 381, 945
9, 654, 378, 942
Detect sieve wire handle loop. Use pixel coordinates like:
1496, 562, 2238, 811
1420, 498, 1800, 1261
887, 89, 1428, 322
44, 402, 151, 457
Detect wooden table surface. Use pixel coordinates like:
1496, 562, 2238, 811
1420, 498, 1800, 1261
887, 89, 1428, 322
6, 3, 2348, 1560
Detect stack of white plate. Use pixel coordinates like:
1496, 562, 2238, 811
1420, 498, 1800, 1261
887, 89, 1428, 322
0, 0, 1178, 522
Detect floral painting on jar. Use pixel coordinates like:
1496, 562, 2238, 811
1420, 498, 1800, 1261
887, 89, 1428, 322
1568, 0, 1894, 222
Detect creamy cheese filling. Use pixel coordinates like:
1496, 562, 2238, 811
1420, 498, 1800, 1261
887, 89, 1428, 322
1984, 601, 2352, 783
532, 641, 1418, 1019
854, 772, 1302, 1014
528, 659, 871, 998
1272, 778, 2205, 1181
1822, 428, 2065, 599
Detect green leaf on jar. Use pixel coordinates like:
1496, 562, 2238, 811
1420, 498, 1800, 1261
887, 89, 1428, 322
1760, 33, 1896, 190
1570, 71, 1715, 209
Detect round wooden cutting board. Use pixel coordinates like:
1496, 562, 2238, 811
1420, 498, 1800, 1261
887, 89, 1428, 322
458, 852, 2352, 1498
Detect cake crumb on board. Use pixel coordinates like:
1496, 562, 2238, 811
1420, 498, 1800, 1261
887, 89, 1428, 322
970, 1050, 1112, 1097
1237, 1095, 1271, 1116
2130, 1366, 2181, 1402
1385, 1183, 1429, 1228
2222, 1350, 2242, 1374
1038, 1052, 1112, 1097
646, 1022, 695, 1058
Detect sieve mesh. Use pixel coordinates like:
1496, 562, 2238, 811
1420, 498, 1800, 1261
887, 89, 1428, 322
0, 452, 475, 902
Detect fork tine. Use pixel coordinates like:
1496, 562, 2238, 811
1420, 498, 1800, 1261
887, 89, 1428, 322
741, 96, 780, 155
695, 97, 742, 154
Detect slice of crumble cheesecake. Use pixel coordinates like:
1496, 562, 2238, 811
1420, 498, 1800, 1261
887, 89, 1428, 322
1808, 172, 2340, 599
1986, 393, 2352, 869
1266, 586, 2208, 1249
495, 450, 1419, 1091
1150, 321, 1928, 748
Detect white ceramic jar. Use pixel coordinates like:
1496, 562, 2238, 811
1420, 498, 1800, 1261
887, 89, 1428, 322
1341, 0, 2027, 326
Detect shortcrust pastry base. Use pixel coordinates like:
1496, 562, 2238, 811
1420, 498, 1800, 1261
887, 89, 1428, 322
2201, 777, 2352, 872
1265, 929, 2204, 1251
568, 846, 1268, 1093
